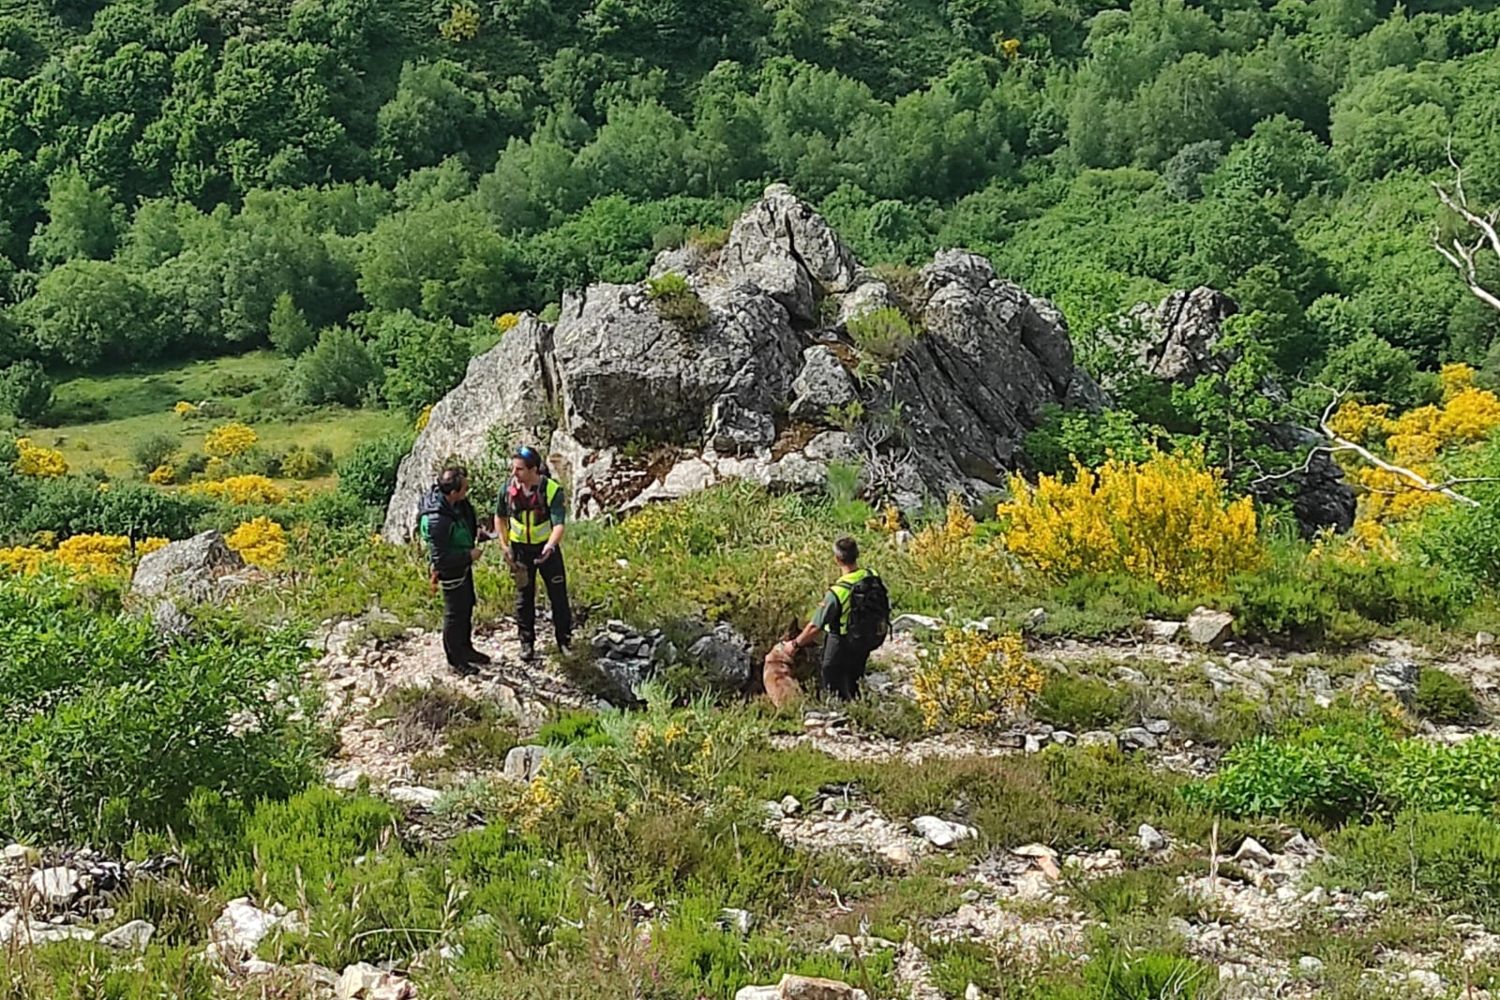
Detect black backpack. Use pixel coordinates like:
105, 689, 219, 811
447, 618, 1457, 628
842, 574, 891, 654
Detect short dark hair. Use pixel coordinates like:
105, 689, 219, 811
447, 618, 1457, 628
513, 445, 541, 469
834, 536, 859, 566
438, 466, 467, 495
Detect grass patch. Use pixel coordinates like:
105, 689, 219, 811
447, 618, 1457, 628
1413, 668, 1480, 725
1033, 671, 1133, 731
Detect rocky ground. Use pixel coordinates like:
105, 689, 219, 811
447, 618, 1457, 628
9, 601, 1500, 999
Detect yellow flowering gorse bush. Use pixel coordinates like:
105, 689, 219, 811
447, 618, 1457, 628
997, 450, 1261, 594
203, 422, 258, 458
415, 405, 433, 432
187, 475, 286, 505
913, 628, 1044, 730
226, 517, 288, 568
910, 494, 980, 570
495, 312, 521, 333
14, 438, 68, 478
147, 464, 176, 485
0, 535, 168, 579
173, 401, 198, 419
1328, 364, 1500, 524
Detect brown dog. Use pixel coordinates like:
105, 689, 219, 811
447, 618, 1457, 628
762, 623, 805, 710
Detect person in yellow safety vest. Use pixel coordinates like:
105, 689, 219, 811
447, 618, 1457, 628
494, 445, 572, 662
781, 536, 890, 700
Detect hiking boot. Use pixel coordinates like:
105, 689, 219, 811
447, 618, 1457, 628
519, 641, 537, 662
467, 649, 493, 666
449, 661, 480, 678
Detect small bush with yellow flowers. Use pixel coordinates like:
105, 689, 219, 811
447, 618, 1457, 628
1328, 363, 1500, 525
147, 464, 176, 485
173, 401, 198, 419
998, 449, 1261, 595
495, 312, 521, 334
913, 628, 1044, 730
0, 534, 168, 580
13, 438, 68, 478
188, 475, 287, 506
911, 494, 980, 570
226, 517, 288, 568
203, 422, 258, 459
414, 404, 432, 433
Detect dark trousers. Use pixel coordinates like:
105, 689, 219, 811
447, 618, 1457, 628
513, 542, 572, 647
440, 569, 476, 667
822, 638, 869, 701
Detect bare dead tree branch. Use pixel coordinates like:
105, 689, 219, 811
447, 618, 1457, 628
1433, 148, 1500, 314
1247, 384, 1499, 505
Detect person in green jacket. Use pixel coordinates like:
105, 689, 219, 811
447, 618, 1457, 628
781, 536, 890, 700
418, 465, 488, 677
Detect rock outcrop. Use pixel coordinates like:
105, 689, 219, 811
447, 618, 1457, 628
130, 531, 250, 609
383, 185, 1087, 538
1124, 288, 1356, 536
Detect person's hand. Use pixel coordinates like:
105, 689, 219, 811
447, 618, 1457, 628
469, 547, 483, 562
539, 542, 557, 564
501, 545, 515, 567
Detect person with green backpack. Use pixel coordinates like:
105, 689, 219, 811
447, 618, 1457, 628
780, 536, 891, 700
417, 465, 490, 677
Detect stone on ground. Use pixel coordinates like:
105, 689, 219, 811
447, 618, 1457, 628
777, 974, 870, 1000
1184, 607, 1235, 646
912, 816, 978, 849
100, 919, 155, 951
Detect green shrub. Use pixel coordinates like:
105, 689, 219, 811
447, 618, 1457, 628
280, 444, 333, 480
1073, 869, 1195, 923
1413, 668, 1479, 724
132, 432, 181, 474
1191, 718, 1500, 823
215, 786, 398, 903
538, 711, 610, 748
112, 874, 220, 946
338, 433, 413, 507
1034, 671, 1132, 731
846, 306, 915, 377
0, 359, 53, 422
0, 578, 322, 842
292, 326, 380, 407
645, 271, 710, 330
1325, 811, 1500, 924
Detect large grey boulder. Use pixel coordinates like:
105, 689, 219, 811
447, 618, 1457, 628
687, 622, 755, 690
130, 531, 246, 603
383, 315, 557, 542
380, 185, 1082, 533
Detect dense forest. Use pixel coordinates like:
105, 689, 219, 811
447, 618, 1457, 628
0, 0, 1498, 424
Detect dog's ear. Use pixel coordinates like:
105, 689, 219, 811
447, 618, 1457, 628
780, 618, 800, 642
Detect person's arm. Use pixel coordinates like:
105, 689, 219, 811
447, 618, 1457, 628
784, 620, 822, 656
783, 591, 834, 655
493, 491, 514, 564
539, 485, 568, 562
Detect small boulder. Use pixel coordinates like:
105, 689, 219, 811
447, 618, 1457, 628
28, 867, 81, 910
779, 795, 802, 817
778, 974, 870, 1000
734, 988, 781, 1000
503, 746, 547, 783
336, 962, 416, 1000
891, 613, 943, 636
1371, 660, 1420, 700
1138, 824, 1167, 853
1184, 607, 1234, 646
1297, 956, 1324, 977
788, 346, 859, 422
912, 816, 978, 849
1117, 728, 1159, 752
100, 919, 155, 951
1232, 837, 1274, 868
1142, 619, 1183, 642
385, 785, 443, 810
719, 908, 753, 936
687, 622, 755, 689
130, 531, 246, 603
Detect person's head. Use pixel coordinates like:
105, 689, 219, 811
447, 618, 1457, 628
833, 536, 859, 570
438, 465, 469, 502
511, 445, 543, 486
